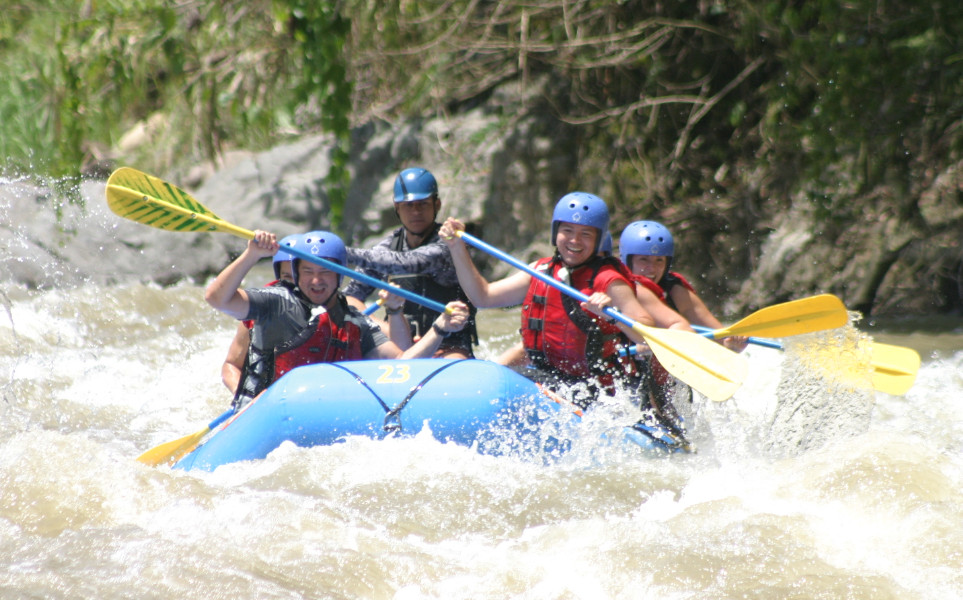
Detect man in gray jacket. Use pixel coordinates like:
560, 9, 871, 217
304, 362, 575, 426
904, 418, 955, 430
344, 167, 477, 358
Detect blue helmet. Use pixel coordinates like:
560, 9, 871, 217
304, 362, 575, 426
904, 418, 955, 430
273, 234, 299, 280
292, 230, 347, 286
551, 192, 610, 253
599, 231, 613, 256
393, 167, 438, 203
619, 221, 674, 265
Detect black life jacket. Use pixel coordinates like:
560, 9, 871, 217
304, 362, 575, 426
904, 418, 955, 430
388, 224, 478, 345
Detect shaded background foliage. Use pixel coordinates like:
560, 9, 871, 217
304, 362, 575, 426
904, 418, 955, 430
1, 0, 961, 315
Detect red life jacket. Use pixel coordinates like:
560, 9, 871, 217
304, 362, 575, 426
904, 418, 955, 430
631, 273, 667, 301
666, 271, 695, 292
629, 272, 688, 389
659, 271, 696, 312
272, 306, 364, 380
626, 272, 693, 437
521, 256, 636, 380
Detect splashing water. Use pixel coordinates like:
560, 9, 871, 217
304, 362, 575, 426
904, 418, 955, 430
2, 236, 962, 598
766, 324, 877, 457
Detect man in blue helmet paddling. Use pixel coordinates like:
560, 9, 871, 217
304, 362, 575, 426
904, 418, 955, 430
205, 229, 470, 408
343, 167, 477, 359
220, 233, 299, 404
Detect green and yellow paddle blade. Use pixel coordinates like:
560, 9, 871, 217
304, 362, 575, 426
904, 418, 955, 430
136, 427, 210, 467
870, 342, 921, 396
631, 323, 749, 403
710, 294, 848, 339
106, 167, 254, 239
108, 167, 452, 315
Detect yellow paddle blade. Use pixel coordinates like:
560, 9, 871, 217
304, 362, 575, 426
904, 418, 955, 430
106, 167, 254, 239
632, 323, 749, 402
870, 342, 921, 396
136, 427, 210, 467
713, 294, 848, 339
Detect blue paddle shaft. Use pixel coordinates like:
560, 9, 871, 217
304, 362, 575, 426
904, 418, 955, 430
689, 324, 783, 349
283, 246, 448, 314
458, 231, 634, 328
207, 408, 236, 430
461, 231, 780, 352
618, 326, 783, 354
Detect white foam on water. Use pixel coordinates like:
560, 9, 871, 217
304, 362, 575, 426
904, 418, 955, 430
2, 283, 962, 599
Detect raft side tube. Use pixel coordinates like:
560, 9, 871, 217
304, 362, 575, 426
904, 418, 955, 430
174, 359, 554, 471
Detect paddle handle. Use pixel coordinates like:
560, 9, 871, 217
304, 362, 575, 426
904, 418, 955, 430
207, 408, 236, 430
690, 324, 784, 350
457, 231, 636, 330
363, 298, 385, 316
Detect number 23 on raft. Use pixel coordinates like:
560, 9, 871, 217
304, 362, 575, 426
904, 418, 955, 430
376, 364, 411, 384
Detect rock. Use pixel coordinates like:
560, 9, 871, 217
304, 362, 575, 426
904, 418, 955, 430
3, 83, 961, 317
1, 177, 231, 290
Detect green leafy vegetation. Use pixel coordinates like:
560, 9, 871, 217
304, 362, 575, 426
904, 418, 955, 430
0, 0, 352, 217
1, 0, 961, 242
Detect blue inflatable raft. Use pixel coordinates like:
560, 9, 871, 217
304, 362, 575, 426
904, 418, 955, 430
174, 359, 686, 471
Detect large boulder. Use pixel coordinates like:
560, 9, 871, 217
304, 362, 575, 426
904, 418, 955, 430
1, 77, 580, 290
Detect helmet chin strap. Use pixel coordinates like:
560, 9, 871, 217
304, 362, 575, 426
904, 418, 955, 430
304, 287, 339, 310
553, 250, 593, 275
319, 289, 339, 308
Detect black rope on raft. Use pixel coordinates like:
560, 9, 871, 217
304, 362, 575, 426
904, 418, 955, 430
326, 363, 392, 413
383, 359, 469, 434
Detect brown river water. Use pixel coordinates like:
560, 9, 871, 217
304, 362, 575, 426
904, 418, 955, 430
2, 185, 962, 600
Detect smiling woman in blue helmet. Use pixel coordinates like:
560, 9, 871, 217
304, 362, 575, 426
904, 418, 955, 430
205, 229, 470, 407
343, 167, 478, 359
619, 220, 747, 353
440, 193, 659, 409
494, 228, 616, 369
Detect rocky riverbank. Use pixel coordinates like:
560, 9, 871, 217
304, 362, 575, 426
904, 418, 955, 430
3, 98, 961, 319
